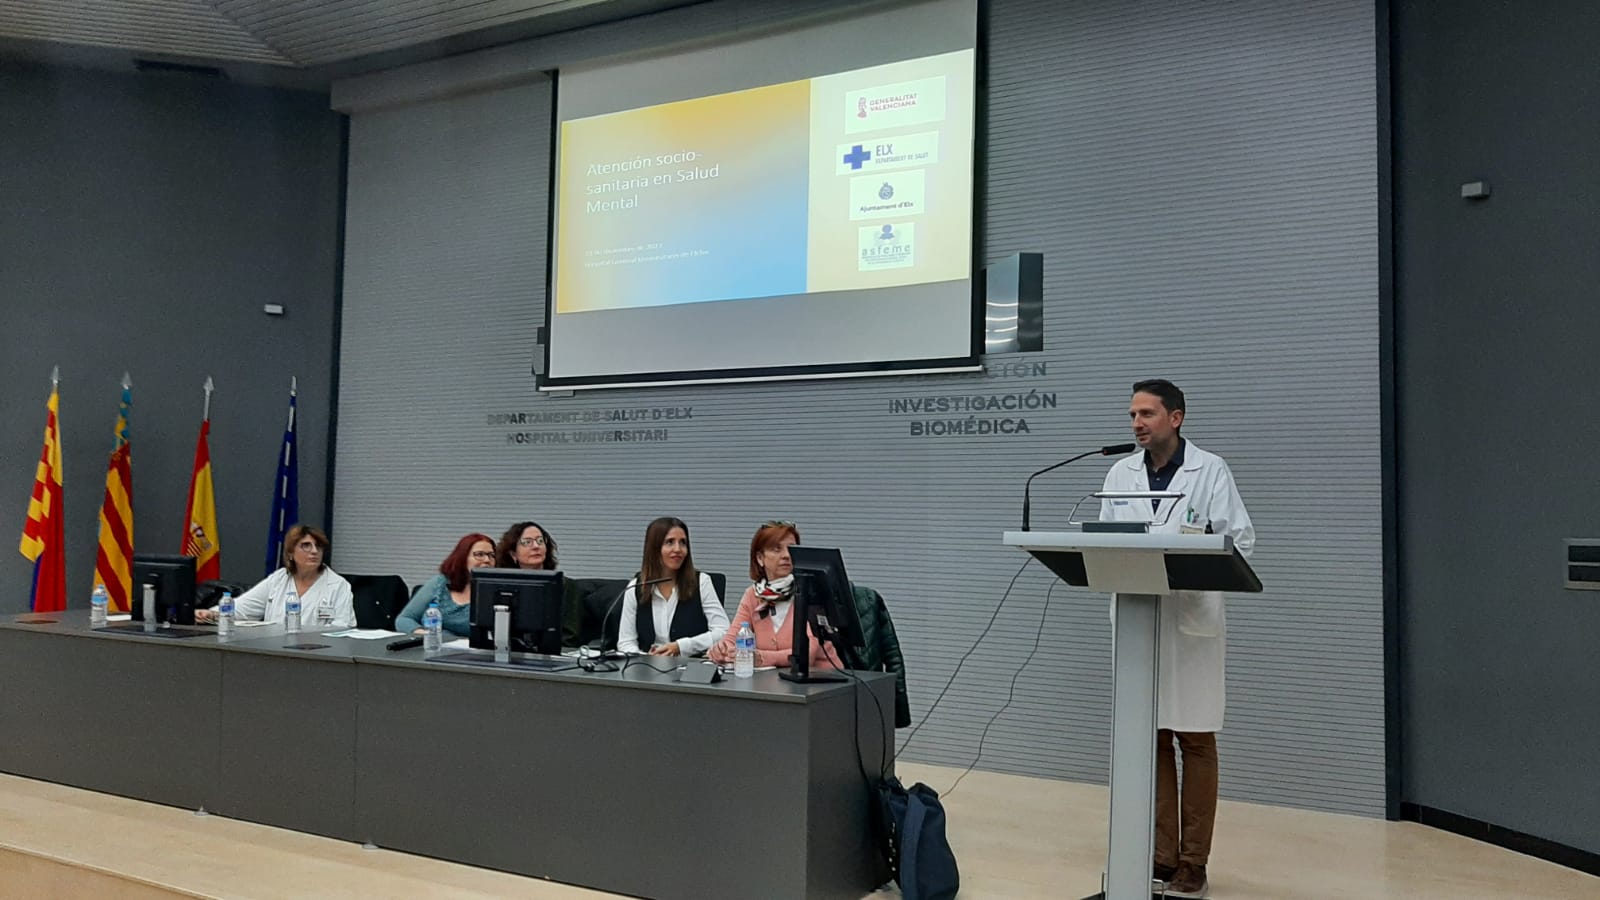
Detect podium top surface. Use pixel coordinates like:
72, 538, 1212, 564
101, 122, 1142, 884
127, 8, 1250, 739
1002, 530, 1262, 594
1003, 530, 1235, 555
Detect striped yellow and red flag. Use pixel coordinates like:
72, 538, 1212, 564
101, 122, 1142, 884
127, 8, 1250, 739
20, 370, 66, 613
93, 376, 134, 612
182, 379, 220, 582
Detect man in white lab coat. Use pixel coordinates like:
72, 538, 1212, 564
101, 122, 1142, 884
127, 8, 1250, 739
1100, 379, 1254, 900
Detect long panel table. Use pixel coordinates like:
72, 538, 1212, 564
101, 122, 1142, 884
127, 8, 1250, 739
0, 612, 895, 900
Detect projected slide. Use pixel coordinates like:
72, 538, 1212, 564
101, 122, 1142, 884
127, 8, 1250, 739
554, 49, 974, 315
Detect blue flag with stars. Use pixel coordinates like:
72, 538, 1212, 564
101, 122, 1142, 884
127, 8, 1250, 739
264, 378, 299, 576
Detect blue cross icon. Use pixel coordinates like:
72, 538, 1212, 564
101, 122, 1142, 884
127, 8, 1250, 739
842, 144, 872, 170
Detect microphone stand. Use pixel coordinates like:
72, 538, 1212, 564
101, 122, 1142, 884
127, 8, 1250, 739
583, 575, 673, 671
1021, 443, 1137, 531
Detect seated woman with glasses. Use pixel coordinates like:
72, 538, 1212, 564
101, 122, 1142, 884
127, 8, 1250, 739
495, 521, 559, 571
195, 524, 354, 627
708, 520, 836, 672
495, 520, 583, 646
616, 517, 729, 657
394, 532, 496, 636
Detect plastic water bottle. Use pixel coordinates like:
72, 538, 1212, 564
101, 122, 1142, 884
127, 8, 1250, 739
217, 591, 235, 637
285, 589, 301, 633
90, 584, 109, 627
422, 601, 442, 653
734, 622, 756, 679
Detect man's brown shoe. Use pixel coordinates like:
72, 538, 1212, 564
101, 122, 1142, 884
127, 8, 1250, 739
1165, 862, 1208, 898
1153, 861, 1177, 884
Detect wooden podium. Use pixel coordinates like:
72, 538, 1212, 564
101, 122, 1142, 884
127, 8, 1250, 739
1003, 530, 1262, 900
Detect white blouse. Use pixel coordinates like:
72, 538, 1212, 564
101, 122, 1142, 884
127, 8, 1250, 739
615, 572, 729, 657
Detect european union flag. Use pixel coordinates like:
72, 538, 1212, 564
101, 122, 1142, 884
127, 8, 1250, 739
264, 378, 299, 576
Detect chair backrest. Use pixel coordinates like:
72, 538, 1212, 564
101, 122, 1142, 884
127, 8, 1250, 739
570, 577, 630, 648
568, 572, 731, 647
346, 574, 410, 630
706, 571, 728, 611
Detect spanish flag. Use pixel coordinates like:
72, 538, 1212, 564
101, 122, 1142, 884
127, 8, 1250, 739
19, 371, 66, 613
94, 376, 135, 613
182, 380, 220, 582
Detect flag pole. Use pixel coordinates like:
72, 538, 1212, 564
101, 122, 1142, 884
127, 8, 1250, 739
51, 366, 59, 387
203, 377, 214, 422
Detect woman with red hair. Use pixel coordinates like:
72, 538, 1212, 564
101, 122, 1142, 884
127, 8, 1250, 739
707, 520, 837, 672
395, 532, 497, 636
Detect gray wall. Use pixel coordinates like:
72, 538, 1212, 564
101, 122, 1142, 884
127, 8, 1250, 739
332, 0, 1385, 816
0, 62, 344, 606
1395, 0, 1600, 852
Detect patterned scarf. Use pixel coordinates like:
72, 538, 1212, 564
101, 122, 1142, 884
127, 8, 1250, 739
753, 575, 794, 618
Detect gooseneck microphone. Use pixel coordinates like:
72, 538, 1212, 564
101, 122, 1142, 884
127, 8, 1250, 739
595, 575, 674, 654
1021, 442, 1138, 531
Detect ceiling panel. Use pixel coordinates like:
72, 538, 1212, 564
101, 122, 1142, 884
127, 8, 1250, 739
209, 0, 616, 66
0, 0, 293, 65
0, 0, 696, 81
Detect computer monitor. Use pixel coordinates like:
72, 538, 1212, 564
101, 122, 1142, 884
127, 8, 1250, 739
469, 568, 565, 655
128, 554, 198, 625
781, 546, 866, 683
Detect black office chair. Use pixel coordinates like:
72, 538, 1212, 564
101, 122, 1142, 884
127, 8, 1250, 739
196, 579, 249, 609
706, 571, 728, 611
574, 577, 631, 648
571, 572, 729, 649
346, 574, 410, 631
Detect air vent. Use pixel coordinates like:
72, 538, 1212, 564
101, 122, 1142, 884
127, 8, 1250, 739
1565, 539, 1600, 590
133, 59, 227, 79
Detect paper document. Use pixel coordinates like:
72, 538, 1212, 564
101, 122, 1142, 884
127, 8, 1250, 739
323, 628, 404, 640
232, 620, 274, 628
106, 614, 131, 622
443, 638, 471, 650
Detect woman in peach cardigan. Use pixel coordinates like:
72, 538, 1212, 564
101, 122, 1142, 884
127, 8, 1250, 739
708, 521, 838, 671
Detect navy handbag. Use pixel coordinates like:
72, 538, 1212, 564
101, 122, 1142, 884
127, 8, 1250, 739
874, 776, 960, 899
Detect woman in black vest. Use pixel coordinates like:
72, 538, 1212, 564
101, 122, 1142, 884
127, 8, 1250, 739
616, 517, 728, 657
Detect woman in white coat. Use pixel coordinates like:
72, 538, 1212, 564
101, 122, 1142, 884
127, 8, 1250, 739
196, 524, 355, 628
1100, 379, 1253, 899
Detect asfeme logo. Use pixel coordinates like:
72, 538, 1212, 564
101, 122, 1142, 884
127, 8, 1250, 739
858, 222, 916, 271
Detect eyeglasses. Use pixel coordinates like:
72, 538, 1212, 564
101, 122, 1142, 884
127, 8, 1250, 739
295, 541, 322, 553
469, 550, 496, 560
517, 536, 547, 548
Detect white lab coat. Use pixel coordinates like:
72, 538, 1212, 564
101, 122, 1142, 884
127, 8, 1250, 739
1101, 440, 1254, 732
232, 566, 356, 628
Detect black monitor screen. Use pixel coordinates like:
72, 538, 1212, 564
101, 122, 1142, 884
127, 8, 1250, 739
129, 554, 198, 625
469, 568, 565, 655
787, 546, 865, 670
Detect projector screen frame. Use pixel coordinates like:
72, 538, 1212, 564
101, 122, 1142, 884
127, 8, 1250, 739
535, 0, 987, 392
